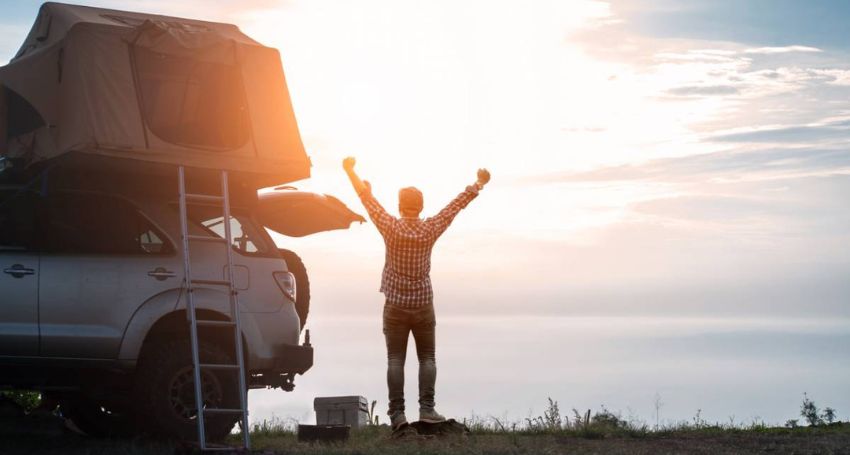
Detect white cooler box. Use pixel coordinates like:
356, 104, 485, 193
313, 396, 369, 429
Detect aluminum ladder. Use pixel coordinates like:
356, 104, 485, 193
177, 166, 251, 450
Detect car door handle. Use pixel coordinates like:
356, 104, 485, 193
3, 264, 35, 278
147, 267, 176, 281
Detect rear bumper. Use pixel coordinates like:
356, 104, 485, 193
248, 343, 313, 389
274, 343, 314, 375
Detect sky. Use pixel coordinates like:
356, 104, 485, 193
1, 0, 849, 425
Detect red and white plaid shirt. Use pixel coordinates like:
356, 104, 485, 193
359, 185, 480, 308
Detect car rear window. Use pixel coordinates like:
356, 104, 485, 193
44, 192, 174, 256
185, 205, 273, 256
0, 189, 39, 252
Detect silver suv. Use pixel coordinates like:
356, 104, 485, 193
0, 170, 361, 440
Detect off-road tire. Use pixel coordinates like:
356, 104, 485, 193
60, 396, 136, 438
278, 248, 310, 330
134, 339, 240, 441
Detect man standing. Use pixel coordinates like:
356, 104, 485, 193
343, 157, 490, 430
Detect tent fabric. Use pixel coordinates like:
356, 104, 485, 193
0, 2, 310, 186
13, 2, 260, 61
128, 20, 238, 61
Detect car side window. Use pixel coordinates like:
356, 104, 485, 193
184, 205, 268, 255
0, 190, 39, 252
44, 193, 173, 255
200, 215, 258, 253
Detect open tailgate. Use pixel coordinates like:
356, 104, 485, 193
257, 188, 365, 237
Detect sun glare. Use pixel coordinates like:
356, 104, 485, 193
233, 0, 744, 244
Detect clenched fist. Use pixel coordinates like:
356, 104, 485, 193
342, 157, 356, 171
477, 168, 491, 187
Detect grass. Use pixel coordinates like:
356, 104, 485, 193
231, 397, 850, 455
235, 420, 850, 455
2, 397, 849, 454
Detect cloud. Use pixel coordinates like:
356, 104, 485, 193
607, 0, 850, 52
666, 84, 739, 97
632, 194, 775, 221
710, 119, 850, 143
570, 3, 850, 127
522, 145, 850, 185
809, 69, 850, 86
744, 45, 823, 54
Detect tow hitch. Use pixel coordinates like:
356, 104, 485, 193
250, 330, 313, 391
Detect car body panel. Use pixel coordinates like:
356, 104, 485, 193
0, 253, 40, 356
38, 253, 182, 358
0, 180, 343, 386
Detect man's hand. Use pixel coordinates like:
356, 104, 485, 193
476, 168, 491, 187
343, 156, 369, 195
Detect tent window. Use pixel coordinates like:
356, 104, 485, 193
3, 87, 46, 140
133, 46, 250, 150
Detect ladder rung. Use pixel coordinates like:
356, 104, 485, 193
187, 234, 227, 243
196, 320, 235, 327
185, 193, 224, 204
199, 363, 240, 370
179, 168, 250, 450
191, 279, 232, 286
203, 408, 245, 415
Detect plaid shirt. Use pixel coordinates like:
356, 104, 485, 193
359, 185, 480, 308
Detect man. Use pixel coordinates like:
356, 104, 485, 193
343, 156, 490, 430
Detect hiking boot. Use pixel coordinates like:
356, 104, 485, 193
419, 408, 446, 423
390, 411, 408, 430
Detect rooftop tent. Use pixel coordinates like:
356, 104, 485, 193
0, 2, 310, 187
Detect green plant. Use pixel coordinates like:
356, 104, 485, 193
692, 409, 707, 429
798, 393, 840, 427
542, 397, 562, 430
250, 416, 297, 437
801, 393, 822, 426
367, 400, 380, 426
785, 419, 799, 428
0, 390, 41, 413
822, 407, 837, 424
524, 398, 566, 433
653, 392, 664, 430
592, 406, 628, 430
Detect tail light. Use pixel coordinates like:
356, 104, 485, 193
273, 271, 297, 302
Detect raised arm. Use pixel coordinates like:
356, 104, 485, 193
343, 157, 396, 236
343, 157, 368, 195
427, 168, 490, 238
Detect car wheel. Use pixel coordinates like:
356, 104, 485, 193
134, 339, 241, 441
278, 248, 310, 330
60, 397, 135, 438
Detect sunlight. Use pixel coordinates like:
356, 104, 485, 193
235, 0, 743, 245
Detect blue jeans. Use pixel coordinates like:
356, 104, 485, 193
383, 303, 436, 416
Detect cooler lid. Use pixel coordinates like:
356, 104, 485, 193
313, 395, 369, 409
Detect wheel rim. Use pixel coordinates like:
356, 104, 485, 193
168, 366, 224, 420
